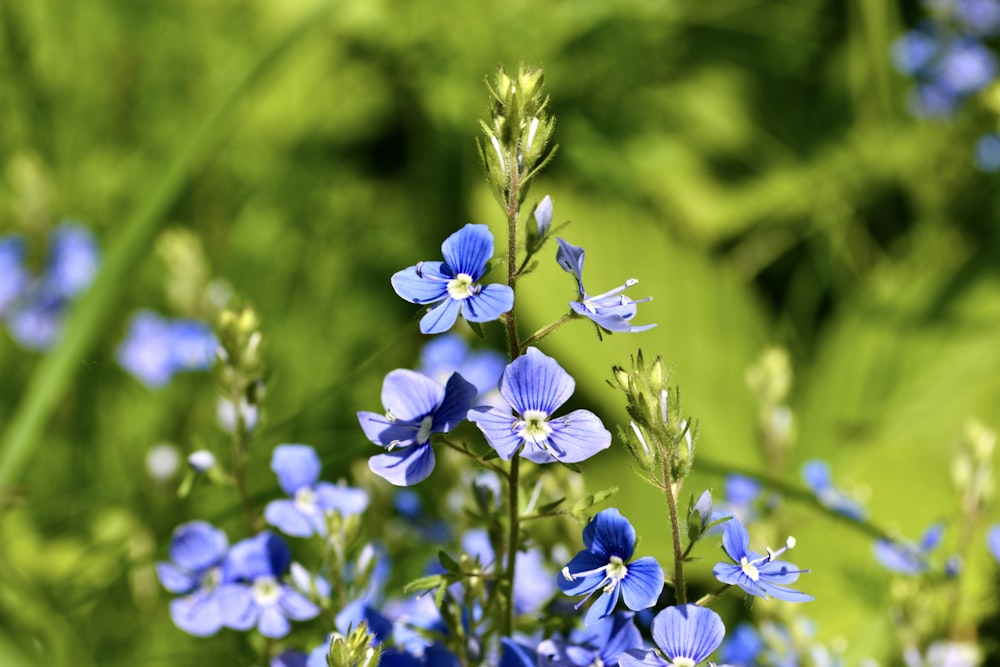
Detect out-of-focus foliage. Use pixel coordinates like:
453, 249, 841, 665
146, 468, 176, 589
1, 0, 1000, 664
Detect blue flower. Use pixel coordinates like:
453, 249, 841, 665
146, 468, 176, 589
359, 369, 477, 485
155, 521, 230, 636
555, 238, 654, 333
712, 517, 812, 602
459, 528, 556, 615
391, 223, 514, 334
537, 612, 644, 666
719, 622, 762, 667
956, 0, 1000, 36
417, 334, 506, 406
216, 531, 320, 637
46, 223, 100, 298
874, 523, 944, 575
801, 459, 866, 521
618, 604, 726, 667
264, 444, 369, 537
116, 310, 217, 388
988, 524, 1000, 564
975, 133, 1000, 171
467, 347, 612, 464
558, 508, 664, 626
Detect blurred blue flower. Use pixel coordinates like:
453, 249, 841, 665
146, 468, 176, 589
468, 347, 612, 464
956, 0, 1000, 35
155, 521, 230, 636
719, 622, 762, 667
271, 650, 309, 667
801, 459, 866, 521
713, 517, 812, 602
216, 531, 320, 637
116, 310, 216, 388
558, 508, 664, 626
555, 238, 655, 333
892, 25, 942, 75
975, 132, 1000, 171
391, 223, 514, 334
618, 604, 725, 667
537, 611, 643, 666
359, 370, 476, 485
336, 599, 394, 644
264, 444, 368, 537
936, 37, 997, 93
874, 523, 944, 575
988, 524, 1000, 563
417, 333, 506, 406
46, 223, 99, 298
459, 528, 556, 615
0, 235, 28, 316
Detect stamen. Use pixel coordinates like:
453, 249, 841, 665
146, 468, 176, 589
447, 274, 476, 300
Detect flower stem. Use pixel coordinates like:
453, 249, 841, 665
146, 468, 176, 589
695, 583, 732, 606
519, 313, 573, 353
662, 455, 687, 605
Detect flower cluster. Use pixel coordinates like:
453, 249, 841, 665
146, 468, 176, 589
116, 310, 217, 388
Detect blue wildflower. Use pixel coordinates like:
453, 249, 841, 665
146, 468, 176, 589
719, 622, 763, 667
468, 347, 612, 464
801, 459, 866, 521
417, 333, 506, 406
558, 508, 665, 625
712, 517, 812, 602
459, 528, 556, 615
358, 370, 476, 485
216, 531, 320, 637
618, 604, 726, 667
555, 238, 654, 333
537, 611, 644, 666
46, 223, 100, 298
116, 310, 217, 388
391, 223, 514, 334
988, 524, 1000, 563
155, 521, 230, 636
873, 523, 944, 575
957, 0, 1000, 35
264, 444, 368, 537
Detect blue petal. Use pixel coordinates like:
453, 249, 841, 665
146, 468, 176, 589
272, 651, 309, 667
358, 411, 420, 449
651, 604, 725, 664
336, 600, 393, 643
279, 587, 320, 621
441, 223, 493, 279
801, 459, 832, 492
583, 509, 636, 561
556, 238, 586, 294
499, 347, 574, 415
216, 583, 257, 630
381, 369, 446, 422
271, 444, 321, 495
369, 443, 435, 486
721, 518, 750, 562
584, 586, 621, 625
265, 499, 316, 538
430, 373, 477, 433
500, 638, 540, 667
156, 562, 199, 594
467, 406, 522, 460
557, 550, 609, 596
46, 223, 99, 298
258, 604, 292, 638
170, 590, 225, 636
620, 556, 664, 611
534, 195, 553, 236
759, 559, 804, 584
315, 482, 369, 516
420, 297, 462, 334
618, 649, 669, 667
224, 532, 290, 581
461, 283, 514, 323
988, 525, 1000, 564
757, 580, 814, 602
921, 523, 945, 552
543, 409, 612, 463
391, 263, 450, 304
169, 521, 228, 573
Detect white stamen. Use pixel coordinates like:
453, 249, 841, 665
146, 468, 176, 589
447, 273, 476, 300
415, 415, 434, 444
490, 136, 506, 175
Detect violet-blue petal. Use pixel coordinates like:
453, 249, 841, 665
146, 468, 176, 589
585, 586, 622, 626
271, 444, 322, 495
46, 223, 99, 298
430, 373, 477, 432
369, 443, 436, 486
756, 580, 815, 603
358, 411, 419, 449
382, 370, 446, 422
651, 604, 725, 665
156, 562, 199, 594
336, 600, 393, 643
391, 262, 450, 304
315, 482, 369, 516
988, 525, 1000, 563
618, 649, 669, 667
217, 583, 257, 630
620, 556, 664, 611
265, 499, 315, 538
170, 590, 225, 636
557, 551, 611, 596
721, 518, 751, 561
258, 605, 292, 638
420, 297, 462, 334
467, 406, 523, 459
272, 650, 309, 667
440, 223, 493, 279
500, 638, 539, 667
500, 347, 575, 414
534, 195, 553, 237
280, 587, 320, 621
541, 409, 612, 463
169, 521, 229, 573
556, 238, 586, 290
225, 532, 290, 581
584, 508, 636, 560
461, 283, 515, 322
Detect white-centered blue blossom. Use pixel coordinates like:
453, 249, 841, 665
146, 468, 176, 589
467, 347, 611, 464
155, 521, 230, 636
712, 518, 812, 602
358, 369, 476, 486
618, 604, 726, 667
391, 223, 514, 334
555, 237, 655, 333
558, 508, 664, 626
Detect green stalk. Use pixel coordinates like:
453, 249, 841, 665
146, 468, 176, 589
0, 1, 337, 490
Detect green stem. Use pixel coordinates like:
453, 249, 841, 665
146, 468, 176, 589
440, 438, 510, 479
695, 583, 732, 606
0, 1, 338, 490
663, 465, 687, 605
518, 313, 573, 352
502, 454, 520, 636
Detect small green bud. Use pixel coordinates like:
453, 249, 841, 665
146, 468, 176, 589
327, 622, 382, 667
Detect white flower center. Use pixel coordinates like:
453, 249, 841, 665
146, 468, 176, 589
295, 487, 317, 514
447, 273, 476, 300
670, 658, 696, 667
199, 566, 221, 591
252, 576, 281, 606
604, 556, 628, 590
416, 415, 434, 444
740, 555, 760, 582
517, 410, 553, 444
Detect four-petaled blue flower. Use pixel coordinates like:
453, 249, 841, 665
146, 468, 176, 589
712, 517, 812, 602
558, 508, 665, 626
618, 604, 726, 667
155, 521, 230, 636
359, 370, 477, 486
555, 238, 655, 333
537, 611, 643, 667
265, 444, 369, 537
467, 346, 612, 464
391, 223, 514, 334
216, 531, 320, 638
873, 523, 944, 575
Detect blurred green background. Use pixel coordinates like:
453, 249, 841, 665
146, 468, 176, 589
2, 0, 1000, 664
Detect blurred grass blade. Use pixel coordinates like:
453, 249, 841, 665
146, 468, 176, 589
0, 2, 337, 490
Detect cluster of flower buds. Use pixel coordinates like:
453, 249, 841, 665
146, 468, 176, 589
215, 304, 265, 434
